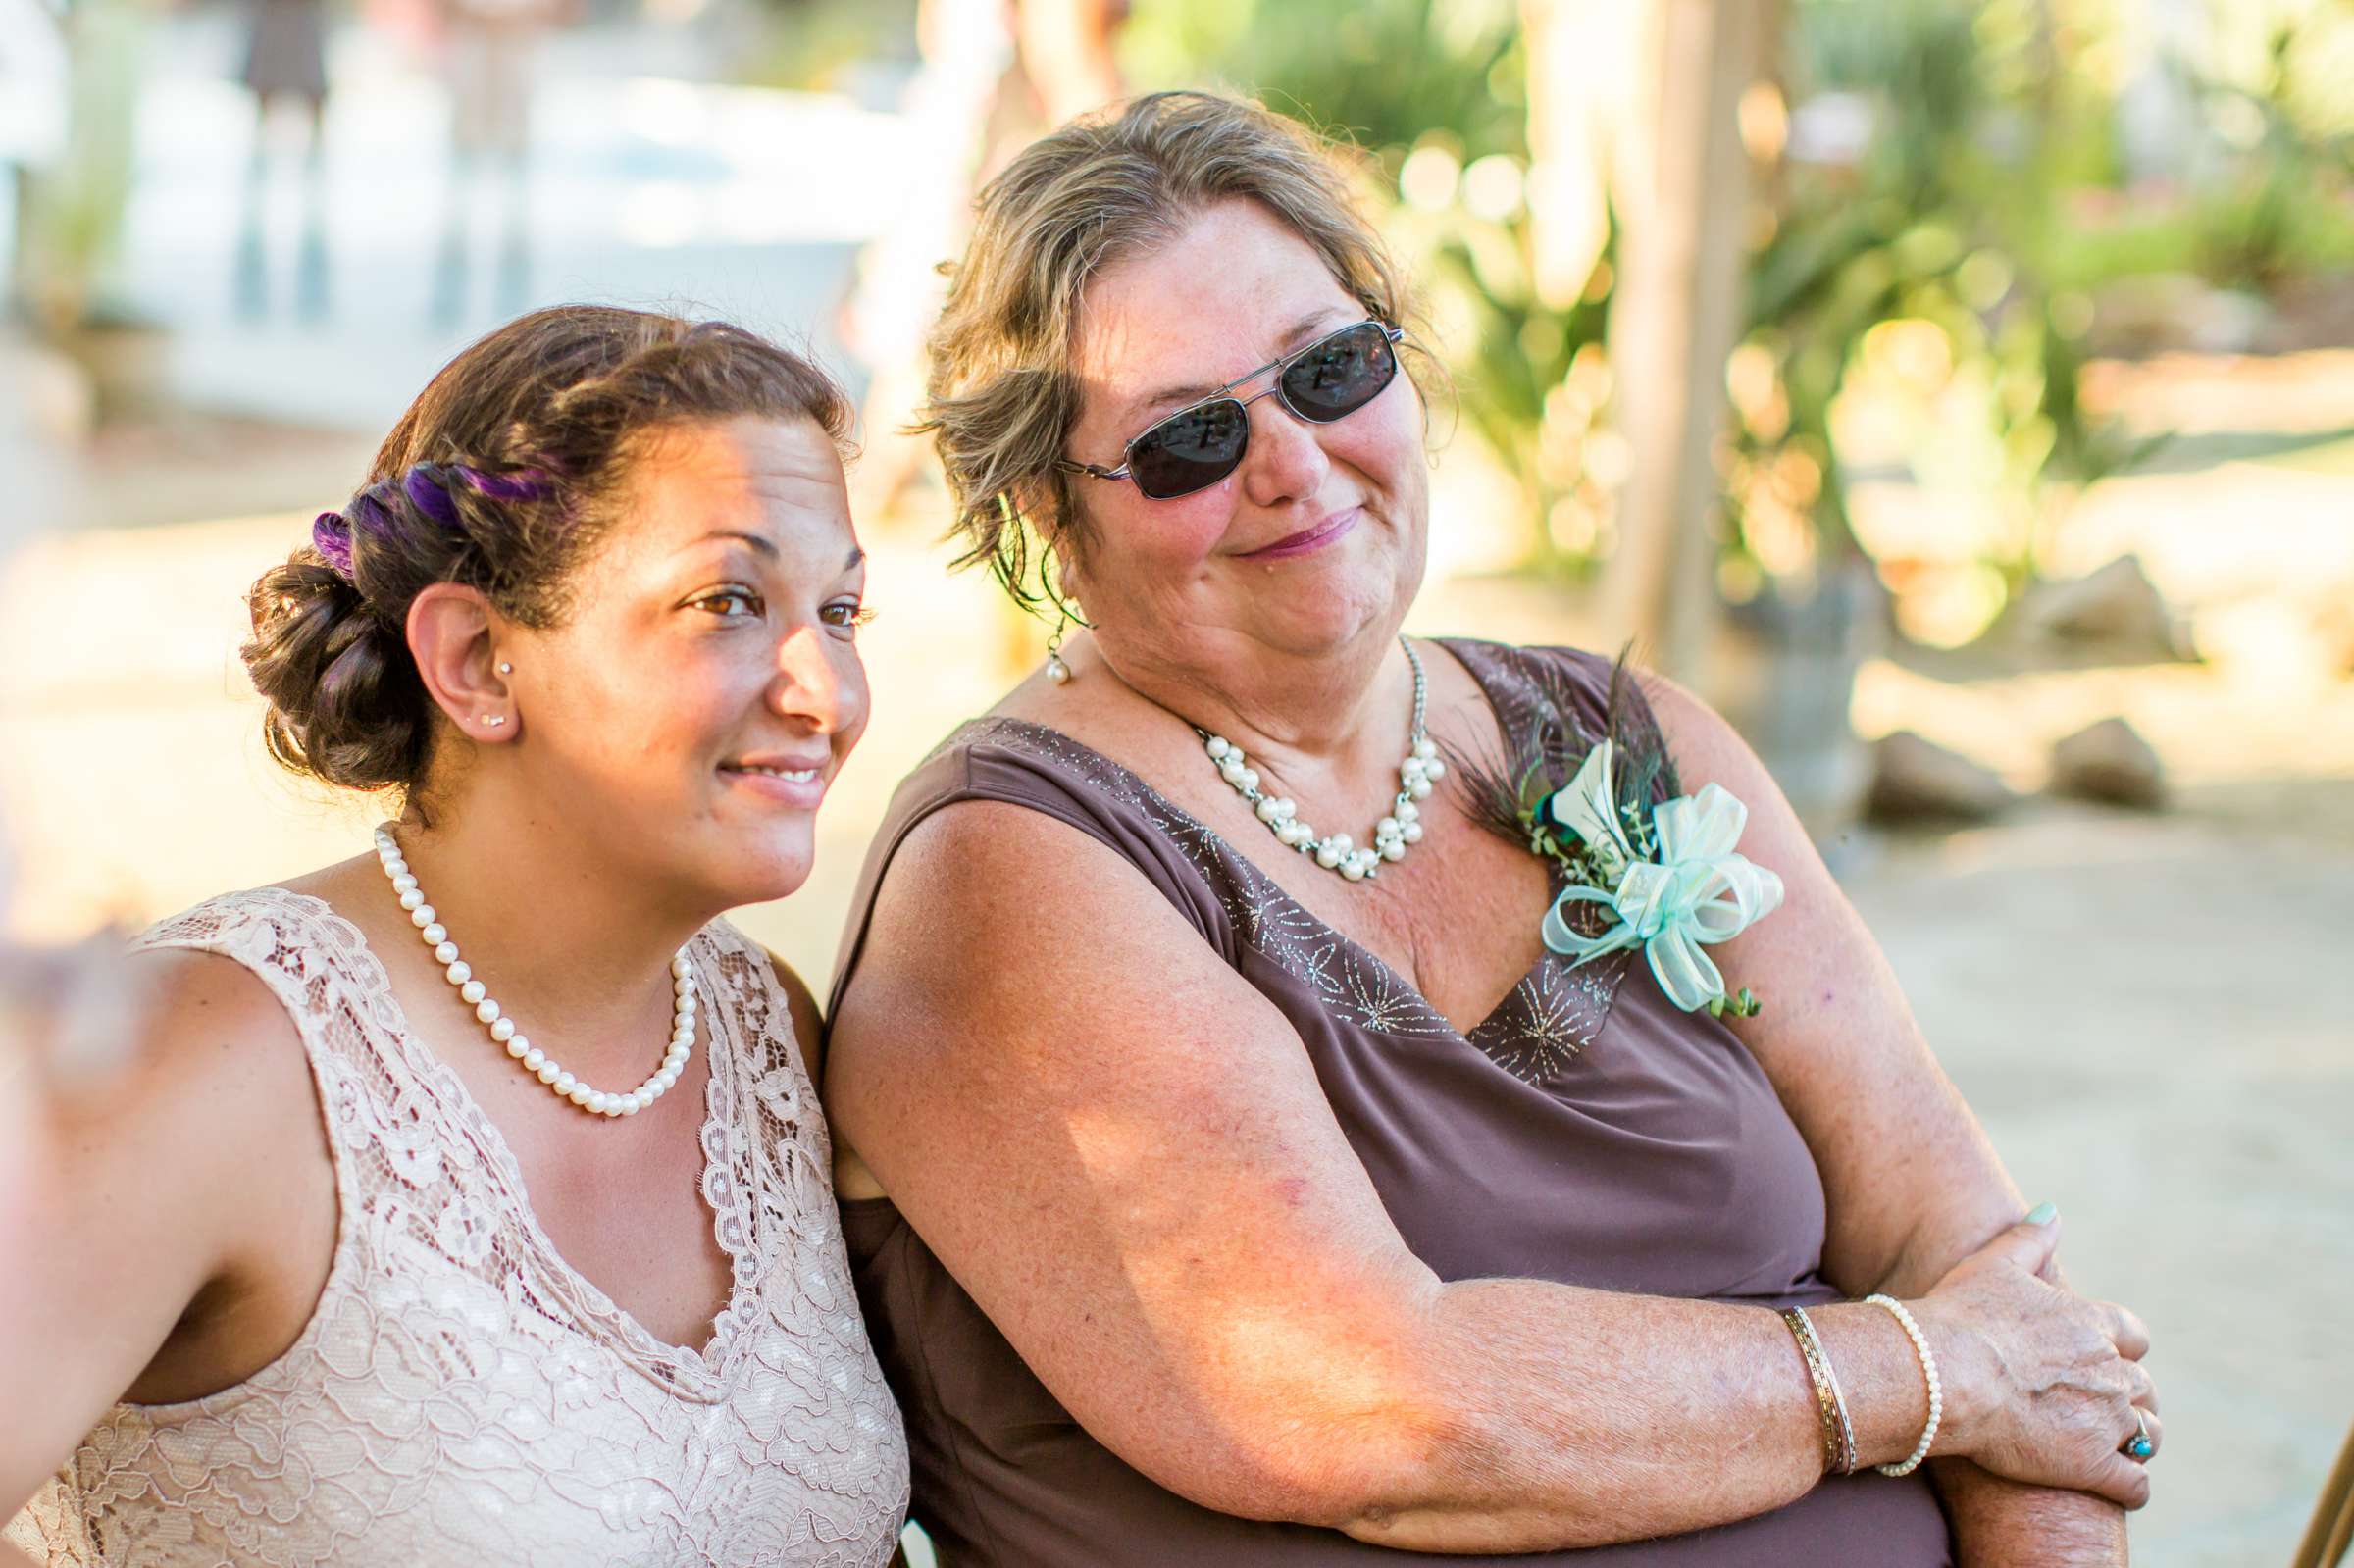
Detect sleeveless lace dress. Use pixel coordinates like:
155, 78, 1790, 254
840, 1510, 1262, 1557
6, 886, 909, 1567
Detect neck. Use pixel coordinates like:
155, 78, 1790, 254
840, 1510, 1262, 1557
1083, 622, 1420, 798
382, 781, 713, 1077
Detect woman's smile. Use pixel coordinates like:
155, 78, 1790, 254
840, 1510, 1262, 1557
1236, 504, 1360, 562
717, 749, 834, 809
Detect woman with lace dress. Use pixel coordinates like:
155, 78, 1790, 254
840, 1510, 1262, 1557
2, 306, 909, 1566
824, 93, 2158, 1564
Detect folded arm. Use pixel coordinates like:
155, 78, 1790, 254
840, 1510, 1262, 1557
1642, 674, 2138, 1562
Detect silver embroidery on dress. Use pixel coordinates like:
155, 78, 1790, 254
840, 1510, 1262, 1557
937, 641, 1638, 1084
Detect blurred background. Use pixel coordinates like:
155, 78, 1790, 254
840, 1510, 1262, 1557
3, 0, 2351, 1562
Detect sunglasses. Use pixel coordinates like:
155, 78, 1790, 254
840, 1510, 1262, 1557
1057, 319, 1406, 501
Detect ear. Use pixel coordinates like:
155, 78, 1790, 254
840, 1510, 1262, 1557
407, 583, 518, 743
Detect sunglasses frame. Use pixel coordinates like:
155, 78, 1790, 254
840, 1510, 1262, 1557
1057, 319, 1406, 501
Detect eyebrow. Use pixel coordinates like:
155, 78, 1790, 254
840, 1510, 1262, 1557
691, 529, 777, 558
687, 532, 866, 575
1121, 309, 1350, 424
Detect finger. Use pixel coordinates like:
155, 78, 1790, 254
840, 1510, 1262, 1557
2086, 1451, 2154, 1510
2126, 1360, 2160, 1417
2105, 1301, 2151, 1361
1978, 1211, 2065, 1278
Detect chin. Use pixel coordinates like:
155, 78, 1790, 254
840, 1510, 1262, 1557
1266, 573, 1408, 654
697, 826, 819, 909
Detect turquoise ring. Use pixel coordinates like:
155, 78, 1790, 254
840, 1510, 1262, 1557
2125, 1412, 2155, 1462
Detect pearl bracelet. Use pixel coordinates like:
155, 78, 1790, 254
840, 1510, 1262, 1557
1864, 1293, 1943, 1477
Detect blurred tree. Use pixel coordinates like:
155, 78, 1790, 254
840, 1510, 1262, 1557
1589, 0, 1781, 683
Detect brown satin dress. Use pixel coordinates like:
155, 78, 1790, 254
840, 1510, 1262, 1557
832, 639, 1951, 1565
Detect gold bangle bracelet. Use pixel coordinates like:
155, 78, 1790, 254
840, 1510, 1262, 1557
1780, 1306, 1859, 1476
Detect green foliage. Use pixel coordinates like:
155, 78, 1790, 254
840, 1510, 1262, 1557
1122, 0, 1523, 159
735, 0, 921, 92
20, 0, 145, 332
1725, 0, 2157, 592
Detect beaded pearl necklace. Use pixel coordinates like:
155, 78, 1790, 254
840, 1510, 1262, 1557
1198, 637, 1444, 884
374, 826, 694, 1118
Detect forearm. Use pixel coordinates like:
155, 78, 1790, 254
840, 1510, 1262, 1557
1935, 1460, 2127, 1565
1327, 1279, 1941, 1552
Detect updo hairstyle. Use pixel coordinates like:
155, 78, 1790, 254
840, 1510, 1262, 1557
240, 305, 849, 796
918, 90, 1429, 613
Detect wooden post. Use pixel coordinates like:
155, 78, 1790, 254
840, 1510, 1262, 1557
1597, 0, 1773, 689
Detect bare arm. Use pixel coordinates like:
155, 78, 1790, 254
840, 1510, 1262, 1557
1643, 675, 2140, 1558
1, 951, 335, 1527
825, 800, 2149, 1553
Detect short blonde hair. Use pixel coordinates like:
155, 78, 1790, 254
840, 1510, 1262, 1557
919, 90, 1425, 613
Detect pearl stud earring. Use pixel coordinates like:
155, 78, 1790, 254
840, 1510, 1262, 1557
496, 661, 513, 675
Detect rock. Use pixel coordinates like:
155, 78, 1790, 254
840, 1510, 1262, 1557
1867, 732, 2016, 823
2049, 717, 2166, 809
2018, 555, 2188, 660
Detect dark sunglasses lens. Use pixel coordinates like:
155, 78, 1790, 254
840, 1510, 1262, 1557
1281, 323, 1397, 421
1127, 399, 1249, 499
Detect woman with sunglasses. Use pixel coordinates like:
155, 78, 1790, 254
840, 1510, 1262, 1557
825, 92, 2155, 1565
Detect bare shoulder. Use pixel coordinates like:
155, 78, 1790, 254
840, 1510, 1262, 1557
107, 944, 337, 1287
826, 791, 1229, 1126
835, 792, 1172, 1022
117, 943, 321, 1133
1624, 665, 1774, 793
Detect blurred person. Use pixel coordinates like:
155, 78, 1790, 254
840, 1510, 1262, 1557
0, 305, 909, 1565
840, 0, 1126, 528
429, 0, 570, 328
231, 0, 332, 319
826, 92, 2158, 1565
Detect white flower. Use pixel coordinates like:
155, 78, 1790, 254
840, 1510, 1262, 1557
1546, 739, 1635, 878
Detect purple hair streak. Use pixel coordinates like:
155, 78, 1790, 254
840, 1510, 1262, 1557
310, 511, 355, 576
312, 462, 550, 581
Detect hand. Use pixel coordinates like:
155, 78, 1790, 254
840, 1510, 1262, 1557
1912, 1213, 2159, 1509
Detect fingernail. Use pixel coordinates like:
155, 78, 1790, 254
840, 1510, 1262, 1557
2024, 1201, 2058, 1226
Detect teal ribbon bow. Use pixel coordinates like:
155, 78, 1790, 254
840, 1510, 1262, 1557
1539, 771, 1785, 1015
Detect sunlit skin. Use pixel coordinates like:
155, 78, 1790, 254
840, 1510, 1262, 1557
828, 197, 2151, 1561
0, 416, 870, 1521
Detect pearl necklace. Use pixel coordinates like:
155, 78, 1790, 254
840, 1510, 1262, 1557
374, 826, 694, 1118
1199, 637, 1444, 883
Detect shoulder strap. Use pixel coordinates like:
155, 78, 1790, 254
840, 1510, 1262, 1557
128, 885, 372, 1248
827, 719, 1241, 1020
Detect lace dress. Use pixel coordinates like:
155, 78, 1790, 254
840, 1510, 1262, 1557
7, 887, 909, 1567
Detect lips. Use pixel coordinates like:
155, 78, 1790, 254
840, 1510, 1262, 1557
718, 751, 833, 807
1238, 505, 1360, 561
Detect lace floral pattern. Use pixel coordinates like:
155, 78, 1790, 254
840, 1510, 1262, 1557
941, 639, 1636, 1086
7, 889, 907, 1567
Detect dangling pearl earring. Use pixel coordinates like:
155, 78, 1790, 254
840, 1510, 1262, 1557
1045, 621, 1072, 685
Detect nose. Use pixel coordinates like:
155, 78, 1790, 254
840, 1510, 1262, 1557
1237, 386, 1331, 510
768, 624, 861, 736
